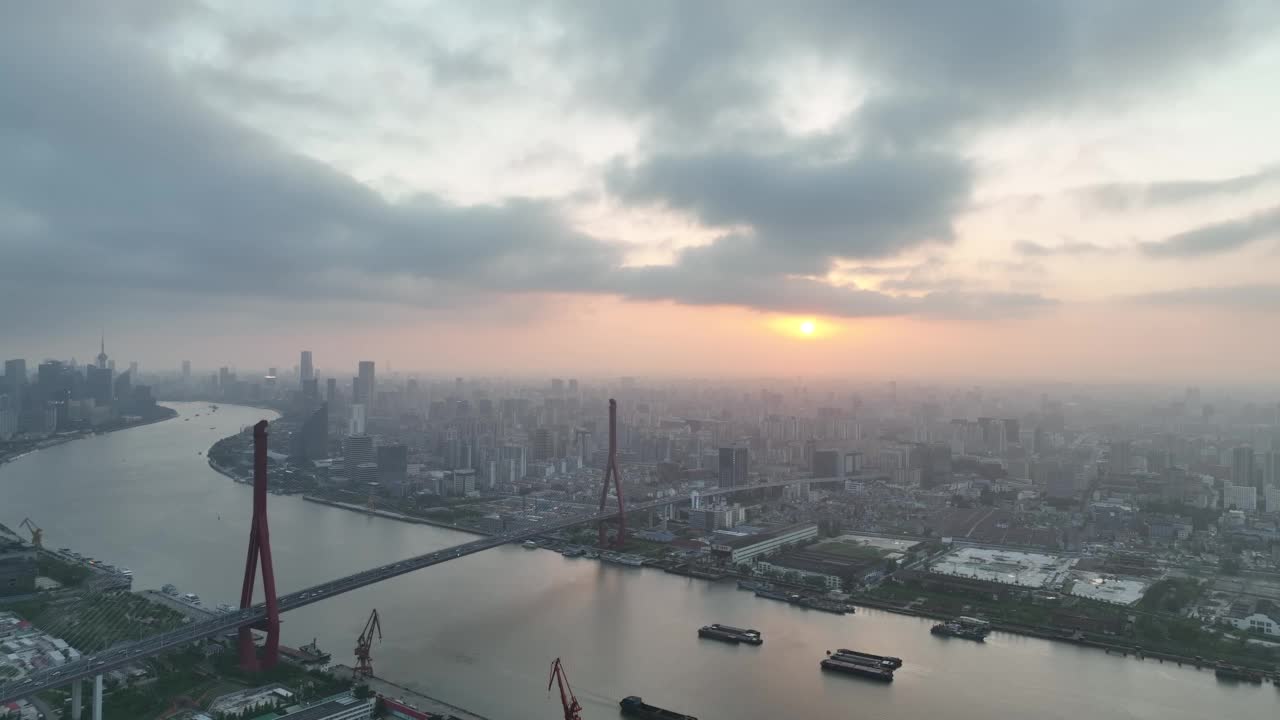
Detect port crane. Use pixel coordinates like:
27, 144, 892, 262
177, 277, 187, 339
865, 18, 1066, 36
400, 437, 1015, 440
353, 608, 382, 678
547, 657, 583, 720
19, 518, 42, 548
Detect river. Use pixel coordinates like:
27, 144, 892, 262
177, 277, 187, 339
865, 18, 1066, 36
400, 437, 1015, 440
0, 402, 1274, 719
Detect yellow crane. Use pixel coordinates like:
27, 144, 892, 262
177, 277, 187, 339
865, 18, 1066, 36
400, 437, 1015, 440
20, 518, 43, 548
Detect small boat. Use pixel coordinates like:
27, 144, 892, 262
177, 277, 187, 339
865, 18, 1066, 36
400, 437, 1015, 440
522, 540, 538, 549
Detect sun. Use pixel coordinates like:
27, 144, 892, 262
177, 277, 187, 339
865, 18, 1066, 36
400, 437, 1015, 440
799, 320, 816, 336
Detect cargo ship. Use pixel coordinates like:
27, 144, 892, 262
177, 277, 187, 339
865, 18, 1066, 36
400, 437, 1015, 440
931, 617, 990, 641
754, 588, 853, 614
834, 648, 903, 669
820, 653, 895, 682
619, 695, 698, 719
698, 623, 763, 645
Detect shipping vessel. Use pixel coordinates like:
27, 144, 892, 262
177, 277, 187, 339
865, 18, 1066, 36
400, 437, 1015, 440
754, 588, 853, 614
619, 696, 698, 719
834, 648, 903, 669
697, 623, 763, 645
820, 653, 895, 682
931, 617, 990, 641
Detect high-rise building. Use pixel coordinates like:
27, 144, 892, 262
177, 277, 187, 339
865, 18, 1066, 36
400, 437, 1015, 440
343, 434, 376, 485
1003, 419, 1020, 447
349, 404, 367, 436
4, 359, 26, 428
181, 360, 191, 382
1224, 482, 1257, 512
1265, 451, 1280, 489
0, 394, 18, 441
356, 361, 375, 409
1232, 446, 1256, 490
920, 442, 952, 488
377, 443, 408, 492
550, 378, 564, 395
302, 378, 319, 402
300, 351, 314, 382
718, 445, 749, 488
1107, 440, 1132, 475
811, 449, 839, 478
532, 428, 555, 461
86, 364, 113, 406
326, 378, 337, 405
294, 403, 328, 461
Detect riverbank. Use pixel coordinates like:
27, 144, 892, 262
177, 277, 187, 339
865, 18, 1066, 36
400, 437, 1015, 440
301, 495, 490, 536
0, 406, 178, 467
330, 665, 490, 720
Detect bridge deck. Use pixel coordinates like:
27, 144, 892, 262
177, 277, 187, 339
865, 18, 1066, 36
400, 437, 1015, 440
0, 474, 874, 704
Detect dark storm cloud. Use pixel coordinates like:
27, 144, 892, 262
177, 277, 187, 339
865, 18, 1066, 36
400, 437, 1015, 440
1142, 206, 1280, 257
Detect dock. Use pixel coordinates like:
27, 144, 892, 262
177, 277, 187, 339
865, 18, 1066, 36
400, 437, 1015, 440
329, 664, 490, 720
138, 590, 219, 622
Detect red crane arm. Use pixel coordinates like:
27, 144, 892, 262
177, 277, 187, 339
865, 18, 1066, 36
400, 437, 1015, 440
547, 658, 583, 720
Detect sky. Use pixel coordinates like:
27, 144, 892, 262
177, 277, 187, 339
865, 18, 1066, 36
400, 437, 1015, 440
2, 2, 1280, 382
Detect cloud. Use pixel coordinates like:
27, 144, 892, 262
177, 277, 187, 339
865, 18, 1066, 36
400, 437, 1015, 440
1141, 205, 1280, 257
608, 148, 972, 272
549, 1, 1275, 138
1016, 240, 1116, 256
0, 4, 1058, 336
1084, 165, 1280, 209
1127, 284, 1280, 310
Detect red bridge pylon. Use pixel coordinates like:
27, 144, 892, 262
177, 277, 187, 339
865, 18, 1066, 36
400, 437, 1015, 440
597, 399, 626, 547
238, 420, 281, 670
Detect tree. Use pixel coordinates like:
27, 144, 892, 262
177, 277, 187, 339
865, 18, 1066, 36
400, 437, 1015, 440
1219, 557, 1242, 575
353, 683, 372, 700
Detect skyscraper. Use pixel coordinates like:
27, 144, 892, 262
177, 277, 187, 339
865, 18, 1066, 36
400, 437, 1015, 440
294, 403, 329, 461
4, 359, 26, 427
356, 361, 375, 409
325, 378, 337, 405
343, 434, 376, 485
718, 445, 749, 488
300, 351, 314, 382
181, 360, 191, 382
533, 428, 555, 461
1232, 446, 1257, 490
1265, 451, 1280, 489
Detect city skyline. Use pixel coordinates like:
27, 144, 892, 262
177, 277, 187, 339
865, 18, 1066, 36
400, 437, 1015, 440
3, 4, 1280, 381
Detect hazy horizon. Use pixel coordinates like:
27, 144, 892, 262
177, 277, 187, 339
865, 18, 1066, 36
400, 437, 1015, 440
4, 3, 1280, 382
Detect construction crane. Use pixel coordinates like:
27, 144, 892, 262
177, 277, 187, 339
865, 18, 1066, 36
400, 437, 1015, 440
353, 608, 382, 678
20, 518, 42, 548
547, 658, 582, 720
